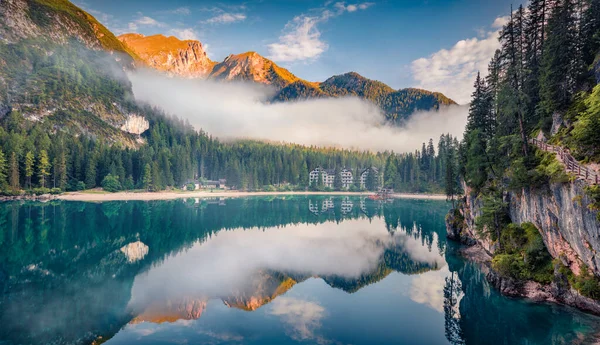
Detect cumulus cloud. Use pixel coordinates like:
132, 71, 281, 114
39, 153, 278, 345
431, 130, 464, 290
268, 2, 374, 62
202, 12, 246, 25
168, 7, 191, 16
128, 70, 468, 153
169, 28, 198, 41
267, 16, 328, 62
128, 14, 166, 31
411, 17, 505, 104
270, 297, 326, 342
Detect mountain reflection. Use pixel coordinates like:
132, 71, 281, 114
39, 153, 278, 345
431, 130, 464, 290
1, 197, 597, 345
0, 197, 446, 345
127, 217, 444, 322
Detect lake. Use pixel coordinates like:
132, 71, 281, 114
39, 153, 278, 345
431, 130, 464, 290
0, 197, 599, 345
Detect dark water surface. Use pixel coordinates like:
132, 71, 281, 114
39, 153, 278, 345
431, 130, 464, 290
0, 197, 599, 345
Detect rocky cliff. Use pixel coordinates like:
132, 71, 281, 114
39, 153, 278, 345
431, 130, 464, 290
118, 33, 215, 77
447, 180, 600, 314
508, 180, 600, 276
209, 51, 300, 89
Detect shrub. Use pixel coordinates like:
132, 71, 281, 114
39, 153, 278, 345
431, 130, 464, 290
492, 254, 527, 280
0, 189, 23, 196
495, 223, 554, 284
570, 266, 600, 300
585, 185, 600, 222
186, 183, 196, 191
536, 151, 570, 184
50, 188, 62, 195
76, 181, 86, 191
101, 174, 121, 193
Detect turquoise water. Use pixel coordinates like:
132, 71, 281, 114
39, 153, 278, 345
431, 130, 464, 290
0, 197, 598, 345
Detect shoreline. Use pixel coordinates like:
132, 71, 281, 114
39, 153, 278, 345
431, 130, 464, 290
55, 190, 449, 202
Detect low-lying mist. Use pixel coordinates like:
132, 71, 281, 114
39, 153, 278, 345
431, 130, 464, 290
128, 70, 468, 153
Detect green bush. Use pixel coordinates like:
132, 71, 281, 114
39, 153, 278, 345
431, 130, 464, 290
494, 223, 554, 284
186, 183, 196, 191
50, 188, 62, 195
30, 187, 51, 195
101, 174, 121, 193
570, 266, 600, 300
76, 181, 86, 191
493, 254, 527, 280
585, 185, 600, 222
535, 151, 570, 184
0, 189, 23, 197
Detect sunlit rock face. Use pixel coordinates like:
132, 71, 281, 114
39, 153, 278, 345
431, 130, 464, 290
120, 114, 149, 135
222, 273, 297, 311
118, 34, 215, 78
131, 298, 207, 324
208, 52, 300, 89
120, 241, 149, 263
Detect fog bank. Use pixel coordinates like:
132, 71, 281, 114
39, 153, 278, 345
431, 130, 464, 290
129, 70, 468, 153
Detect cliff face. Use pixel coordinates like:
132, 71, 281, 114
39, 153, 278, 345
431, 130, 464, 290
209, 52, 300, 89
118, 34, 215, 77
508, 181, 600, 276
448, 180, 600, 314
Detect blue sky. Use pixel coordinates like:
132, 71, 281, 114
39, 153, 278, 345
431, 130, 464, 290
76, 0, 526, 103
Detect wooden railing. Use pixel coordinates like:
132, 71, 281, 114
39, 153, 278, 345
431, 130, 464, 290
530, 138, 599, 185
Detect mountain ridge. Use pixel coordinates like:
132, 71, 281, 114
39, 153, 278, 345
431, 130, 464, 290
118, 33, 457, 123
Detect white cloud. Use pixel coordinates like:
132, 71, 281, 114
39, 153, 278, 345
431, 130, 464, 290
128, 15, 166, 31
411, 17, 503, 104
267, 16, 328, 62
492, 15, 510, 29
169, 7, 191, 16
128, 70, 468, 153
202, 13, 246, 25
169, 28, 198, 41
267, 2, 374, 63
270, 297, 326, 342
335, 2, 374, 13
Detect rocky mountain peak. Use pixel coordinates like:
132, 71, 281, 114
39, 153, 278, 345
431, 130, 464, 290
118, 33, 215, 77
209, 51, 300, 89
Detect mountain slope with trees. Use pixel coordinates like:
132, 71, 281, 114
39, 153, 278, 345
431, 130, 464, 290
453, 0, 600, 306
273, 72, 458, 123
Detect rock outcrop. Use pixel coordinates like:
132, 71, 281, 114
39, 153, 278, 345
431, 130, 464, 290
508, 180, 600, 276
447, 180, 600, 314
209, 52, 300, 89
118, 34, 215, 77
120, 114, 149, 135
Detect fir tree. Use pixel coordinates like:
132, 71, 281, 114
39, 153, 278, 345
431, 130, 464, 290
24, 151, 34, 189
0, 149, 7, 189
38, 150, 50, 189
9, 152, 19, 190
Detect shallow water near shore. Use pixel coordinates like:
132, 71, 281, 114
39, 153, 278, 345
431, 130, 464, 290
0, 196, 599, 345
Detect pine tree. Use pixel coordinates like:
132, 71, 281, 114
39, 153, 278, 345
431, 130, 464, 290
38, 150, 51, 189
142, 163, 152, 191
85, 156, 96, 189
24, 151, 34, 189
9, 152, 19, 190
540, 0, 578, 115
55, 152, 67, 190
0, 149, 7, 190
384, 155, 398, 188
333, 167, 343, 191
445, 147, 457, 207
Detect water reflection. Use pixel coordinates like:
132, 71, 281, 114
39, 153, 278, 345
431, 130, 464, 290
0, 197, 598, 345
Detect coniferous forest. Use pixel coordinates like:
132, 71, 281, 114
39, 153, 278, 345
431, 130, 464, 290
0, 39, 461, 194
457, 0, 600, 296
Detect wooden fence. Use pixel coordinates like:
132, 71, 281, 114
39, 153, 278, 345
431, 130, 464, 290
530, 138, 599, 185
